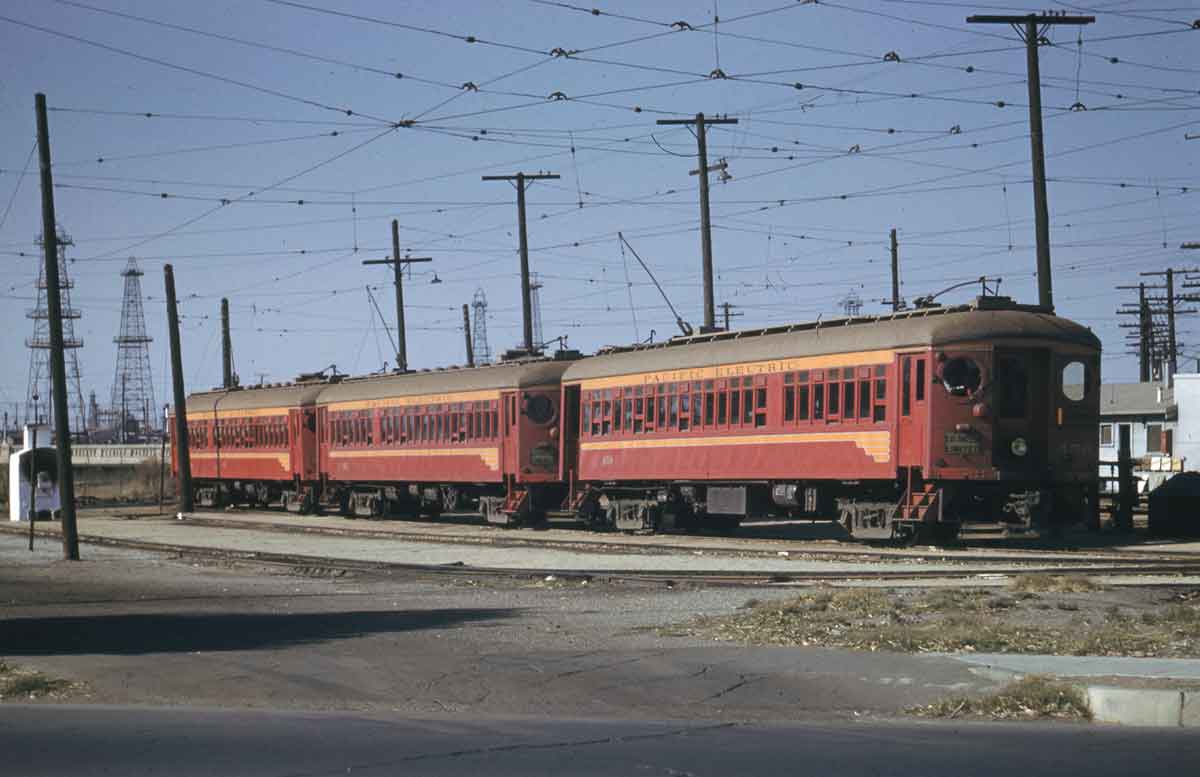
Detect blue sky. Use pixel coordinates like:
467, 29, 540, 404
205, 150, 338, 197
1, 0, 1198, 422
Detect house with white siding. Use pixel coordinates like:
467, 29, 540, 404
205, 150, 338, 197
1097, 381, 1178, 493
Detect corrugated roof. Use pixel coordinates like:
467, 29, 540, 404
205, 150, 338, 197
1098, 382, 1175, 418
563, 305, 1100, 383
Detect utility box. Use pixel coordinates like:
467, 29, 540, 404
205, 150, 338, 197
8, 424, 61, 522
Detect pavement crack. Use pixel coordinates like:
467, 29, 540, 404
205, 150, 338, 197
701, 673, 764, 702
280, 722, 740, 775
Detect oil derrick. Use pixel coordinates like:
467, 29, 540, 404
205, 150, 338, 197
110, 258, 157, 441
25, 227, 87, 439
471, 288, 493, 365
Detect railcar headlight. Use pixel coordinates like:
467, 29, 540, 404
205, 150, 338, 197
1010, 437, 1029, 457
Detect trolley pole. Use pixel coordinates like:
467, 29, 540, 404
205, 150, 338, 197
482, 172, 559, 353
462, 303, 475, 367
361, 220, 431, 372
220, 297, 234, 388
35, 93, 79, 561
890, 228, 901, 311
164, 264, 193, 513
967, 13, 1093, 312
656, 113, 738, 331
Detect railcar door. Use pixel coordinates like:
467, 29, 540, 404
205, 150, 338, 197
501, 391, 520, 477
992, 348, 1050, 473
896, 353, 929, 470
560, 385, 580, 482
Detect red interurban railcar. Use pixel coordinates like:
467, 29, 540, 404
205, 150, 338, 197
174, 296, 1101, 540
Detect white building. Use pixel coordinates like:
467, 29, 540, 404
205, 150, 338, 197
1171, 374, 1200, 470
1097, 382, 1178, 493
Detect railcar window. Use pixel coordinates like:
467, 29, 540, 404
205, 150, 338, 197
916, 359, 926, 402
1062, 360, 1087, 401
858, 380, 870, 418
813, 381, 824, 420
784, 384, 795, 421
843, 381, 855, 419
901, 359, 912, 416
704, 392, 714, 426
743, 389, 754, 425
798, 385, 810, 421
941, 357, 982, 396
729, 390, 740, 426
656, 395, 667, 429
827, 381, 839, 416
679, 394, 690, 431
995, 358, 1028, 418
717, 392, 727, 425
754, 388, 767, 427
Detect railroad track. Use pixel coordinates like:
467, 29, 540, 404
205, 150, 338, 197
172, 509, 1200, 568
6, 520, 1200, 588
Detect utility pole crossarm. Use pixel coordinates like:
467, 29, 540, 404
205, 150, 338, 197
966, 14, 1094, 24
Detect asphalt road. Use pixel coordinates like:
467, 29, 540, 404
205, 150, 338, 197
3, 705, 1197, 777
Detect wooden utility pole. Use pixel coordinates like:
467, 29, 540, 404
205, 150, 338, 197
890, 228, 901, 312
481, 172, 559, 353
1139, 283, 1151, 382
462, 303, 474, 367
656, 113, 738, 331
164, 264, 193, 513
967, 13, 1094, 312
361, 220, 431, 372
220, 297, 234, 388
720, 301, 743, 331
35, 93, 79, 561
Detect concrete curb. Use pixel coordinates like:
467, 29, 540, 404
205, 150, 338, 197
1087, 686, 1199, 727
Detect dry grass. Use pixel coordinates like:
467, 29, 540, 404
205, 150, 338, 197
1013, 574, 1102, 594
0, 660, 82, 702
663, 586, 1200, 657
910, 676, 1092, 721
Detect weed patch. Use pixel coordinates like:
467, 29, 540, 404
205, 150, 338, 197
910, 676, 1091, 721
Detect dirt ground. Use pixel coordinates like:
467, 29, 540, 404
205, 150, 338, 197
2, 533, 1196, 723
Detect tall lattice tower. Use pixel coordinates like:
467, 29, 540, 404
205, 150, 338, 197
471, 287, 493, 365
25, 227, 88, 439
110, 258, 156, 442
529, 273, 544, 350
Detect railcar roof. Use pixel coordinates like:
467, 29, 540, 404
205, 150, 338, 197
186, 383, 326, 413
562, 300, 1100, 383
315, 359, 572, 404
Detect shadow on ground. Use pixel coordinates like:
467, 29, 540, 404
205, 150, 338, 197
1, 608, 510, 656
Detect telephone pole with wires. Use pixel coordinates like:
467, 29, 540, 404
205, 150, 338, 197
966, 12, 1094, 312
481, 172, 559, 354
656, 113, 738, 332
720, 302, 743, 331
362, 220, 431, 372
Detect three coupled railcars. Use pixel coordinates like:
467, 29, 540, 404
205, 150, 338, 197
174, 297, 1101, 538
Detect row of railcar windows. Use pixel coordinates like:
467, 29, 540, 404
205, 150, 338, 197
582, 366, 888, 437
187, 418, 287, 449
329, 401, 501, 448
783, 366, 888, 424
